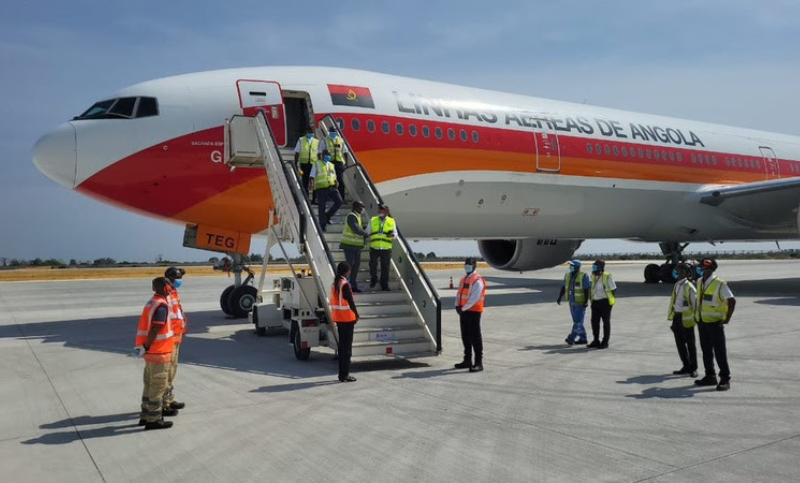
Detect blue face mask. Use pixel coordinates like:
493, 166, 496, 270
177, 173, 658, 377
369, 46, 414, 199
696, 267, 704, 277
465, 264, 473, 274
306, 133, 314, 139
330, 132, 338, 138
672, 269, 679, 279
323, 155, 331, 162
592, 265, 599, 273
569, 265, 577, 273
173, 279, 183, 289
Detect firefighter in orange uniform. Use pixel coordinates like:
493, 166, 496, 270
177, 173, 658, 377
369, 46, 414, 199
330, 261, 359, 382
163, 267, 186, 411
454, 257, 487, 372
133, 278, 177, 430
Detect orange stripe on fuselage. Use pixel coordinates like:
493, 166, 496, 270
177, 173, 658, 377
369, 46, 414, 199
173, 176, 272, 233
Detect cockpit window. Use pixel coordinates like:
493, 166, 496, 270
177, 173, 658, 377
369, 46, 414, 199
74, 97, 159, 120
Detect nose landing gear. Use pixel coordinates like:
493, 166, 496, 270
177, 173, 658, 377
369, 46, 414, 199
644, 242, 693, 284
219, 253, 257, 318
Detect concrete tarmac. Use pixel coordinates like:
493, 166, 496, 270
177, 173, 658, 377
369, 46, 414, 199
1, 260, 799, 482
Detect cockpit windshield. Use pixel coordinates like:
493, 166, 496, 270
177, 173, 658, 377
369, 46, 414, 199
74, 97, 159, 120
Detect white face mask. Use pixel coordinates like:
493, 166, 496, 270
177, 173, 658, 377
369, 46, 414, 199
465, 264, 474, 273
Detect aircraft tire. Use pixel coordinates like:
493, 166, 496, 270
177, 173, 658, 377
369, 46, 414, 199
659, 263, 677, 284
228, 285, 257, 319
220, 285, 235, 315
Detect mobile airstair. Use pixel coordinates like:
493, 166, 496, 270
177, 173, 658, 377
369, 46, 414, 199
224, 111, 441, 360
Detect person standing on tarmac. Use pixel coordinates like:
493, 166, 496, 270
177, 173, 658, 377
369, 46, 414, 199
454, 257, 487, 372
588, 259, 616, 349
133, 278, 177, 430
163, 267, 187, 412
368, 203, 396, 291
322, 126, 348, 200
339, 201, 369, 292
557, 259, 591, 345
693, 258, 736, 391
309, 149, 343, 231
294, 126, 319, 200
331, 262, 359, 382
667, 263, 698, 378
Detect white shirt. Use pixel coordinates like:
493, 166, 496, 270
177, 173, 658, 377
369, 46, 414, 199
673, 279, 697, 313
700, 275, 734, 300
456, 273, 485, 312
592, 273, 616, 300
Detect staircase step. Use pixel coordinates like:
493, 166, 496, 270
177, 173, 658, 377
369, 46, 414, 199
352, 326, 426, 343
356, 313, 418, 329
356, 302, 413, 316
351, 338, 434, 357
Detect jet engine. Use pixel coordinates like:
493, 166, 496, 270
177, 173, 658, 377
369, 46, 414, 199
478, 239, 583, 271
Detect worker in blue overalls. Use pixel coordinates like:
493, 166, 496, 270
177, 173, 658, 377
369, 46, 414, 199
556, 259, 591, 345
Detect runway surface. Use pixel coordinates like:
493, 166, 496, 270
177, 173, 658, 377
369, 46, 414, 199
1, 260, 799, 482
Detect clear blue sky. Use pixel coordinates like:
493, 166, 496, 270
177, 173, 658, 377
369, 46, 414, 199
1, 1, 800, 262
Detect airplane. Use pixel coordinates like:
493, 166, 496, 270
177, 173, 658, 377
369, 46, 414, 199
33, 66, 800, 311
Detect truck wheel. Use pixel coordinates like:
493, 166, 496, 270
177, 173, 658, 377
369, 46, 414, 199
293, 325, 311, 361
228, 285, 257, 319
220, 285, 235, 315
253, 306, 267, 336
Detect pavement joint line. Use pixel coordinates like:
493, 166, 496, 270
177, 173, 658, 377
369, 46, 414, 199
0, 291, 107, 483
632, 433, 800, 482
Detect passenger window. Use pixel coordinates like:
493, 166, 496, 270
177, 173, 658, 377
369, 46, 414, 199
366, 119, 375, 132
712, 156, 717, 165
677, 152, 683, 162
460, 130, 467, 142
351, 119, 361, 131
396, 123, 404, 135
646, 149, 652, 159
692, 154, 697, 163
596, 143, 601, 154
409, 124, 417, 136
336, 118, 345, 131
422, 126, 430, 138
622, 147, 628, 157
654, 150, 660, 160
472, 131, 479, 143
447, 128, 456, 140
705, 155, 711, 164
587, 143, 593, 154
638, 148, 644, 158
613, 146, 619, 156
381, 121, 390, 134
630, 148, 636, 158
725, 158, 730, 166
669, 152, 675, 161
135, 97, 159, 118
435, 127, 443, 139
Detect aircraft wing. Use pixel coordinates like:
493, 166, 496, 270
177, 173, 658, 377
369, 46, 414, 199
697, 177, 800, 232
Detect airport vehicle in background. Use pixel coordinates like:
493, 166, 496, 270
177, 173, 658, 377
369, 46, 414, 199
33, 66, 800, 316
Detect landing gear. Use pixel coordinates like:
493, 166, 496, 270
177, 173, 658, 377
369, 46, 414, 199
643, 242, 689, 284
219, 253, 256, 318
220, 285, 235, 315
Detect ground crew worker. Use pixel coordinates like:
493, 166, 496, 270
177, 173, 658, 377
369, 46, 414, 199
557, 259, 591, 345
163, 267, 187, 411
294, 126, 319, 199
455, 257, 486, 372
668, 263, 698, 377
309, 149, 343, 231
693, 258, 736, 391
368, 203, 395, 291
339, 200, 369, 292
322, 126, 348, 200
588, 259, 616, 349
331, 262, 359, 382
133, 278, 177, 430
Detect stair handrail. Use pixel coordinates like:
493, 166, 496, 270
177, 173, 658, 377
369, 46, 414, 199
319, 116, 442, 352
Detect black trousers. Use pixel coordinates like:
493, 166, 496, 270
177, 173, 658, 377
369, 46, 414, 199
369, 249, 392, 290
671, 314, 697, 371
590, 299, 612, 343
459, 310, 483, 365
337, 322, 355, 380
300, 164, 312, 198
342, 246, 362, 290
334, 162, 345, 200
316, 187, 342, 229
697, 321, 730, 380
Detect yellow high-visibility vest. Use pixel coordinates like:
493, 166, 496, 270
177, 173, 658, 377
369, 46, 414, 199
340, 211, 366, 248
695, 277, 729, 323
590, 272, 616, 306
369, 216, 395, 250
668, 280, 696, 328
326, 136, 345, 163
298, 137, 319, 165
564, 271, 587, 304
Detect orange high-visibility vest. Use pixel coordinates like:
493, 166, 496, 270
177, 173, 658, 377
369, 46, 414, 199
457, 271, 486, 313
330, 278, 357, 323
135, 295, 175, 357
166, 284, 186, 343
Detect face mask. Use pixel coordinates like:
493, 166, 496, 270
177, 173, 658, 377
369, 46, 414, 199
330, 132, 338, 138
323, 155, 331, 162
696, 267, 704, 277
379, 213, 386, 218
174, 279, 183, 289
592, 265, 599, 273
672, 269, 679, 279
465, 264, 473, 274
569, 265, 576, 273
306, 133, 314, 139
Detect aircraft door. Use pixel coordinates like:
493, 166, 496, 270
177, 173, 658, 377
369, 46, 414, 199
534, 124, 561, 172
236, 80, 286, 146
759, 146, 780, 180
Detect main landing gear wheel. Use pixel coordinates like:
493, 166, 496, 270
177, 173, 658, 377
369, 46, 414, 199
228, 285, 258, 319
220, 285, 235, 315
644, 264, 661, 284
659, 263, 677, 284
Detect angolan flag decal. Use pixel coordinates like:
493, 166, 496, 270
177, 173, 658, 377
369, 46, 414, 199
328, 84, 375, 108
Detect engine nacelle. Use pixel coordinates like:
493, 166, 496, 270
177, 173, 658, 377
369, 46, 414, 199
478, 238, 583, 271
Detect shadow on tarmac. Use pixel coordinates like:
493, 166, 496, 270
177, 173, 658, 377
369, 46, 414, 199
617, 373, 718, 399
519, 344, 595, 355
23, 413, 143, 445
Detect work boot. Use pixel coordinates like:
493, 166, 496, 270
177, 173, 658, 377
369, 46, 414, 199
694, 375, 718, 387
339, 376, 357, 382
598, 342, 609, 349
144, 419, 173, 431
690, 370, 698, 378
575, 339, 588, 345
564, 337, 574, 346
469, 365, 484, 373
169, 401, 185, 410
370, 280, 377, 289
716, 379, 730, 391
137, 419, 146, 427
673, 367, 690, 375
587, 340, 600, 348
454, 360, 472, 369
162, 407, 179, 417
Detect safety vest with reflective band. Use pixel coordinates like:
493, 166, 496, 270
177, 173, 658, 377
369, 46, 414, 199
166, 285, 186, 343
564, 271, 587, 304
326, 136, 345, 163
298, 137, 319, 165
330, 278, 357, 323
313, 160, 337, 189
341, 211, 366, 248
695, 277, 729, 323
369, 216, 396, 250
135, 295, 175, 355
457, 271, 486, 313
590, 272, 616, 305
668, 280, 696, 328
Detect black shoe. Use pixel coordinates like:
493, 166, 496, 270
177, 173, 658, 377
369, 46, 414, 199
169, 401, 185, 410
574, 339, 588, 345
339, 376, 357, 382
717, 379, 730, 391
370, 281, 377, 288
454, 361, 472, 369
137, 418, 146, 427
690, 370, 698, 378
598, 342, 609, 349
587, 341, 600, 348
564, 337, 574, 346
144, 419, 173, 430
673, 368, 690, 375
694, 376, 718, 387
162, 407, 179, 417
469, 365, 484, 373
381, 287, 390, 292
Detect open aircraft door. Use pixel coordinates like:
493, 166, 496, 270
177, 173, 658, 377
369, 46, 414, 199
759, 146, 780, 180
534, 123, 561, 172
236, 80, 286, 147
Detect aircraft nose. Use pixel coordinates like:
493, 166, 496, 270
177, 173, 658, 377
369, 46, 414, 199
33, 122, 77, 189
